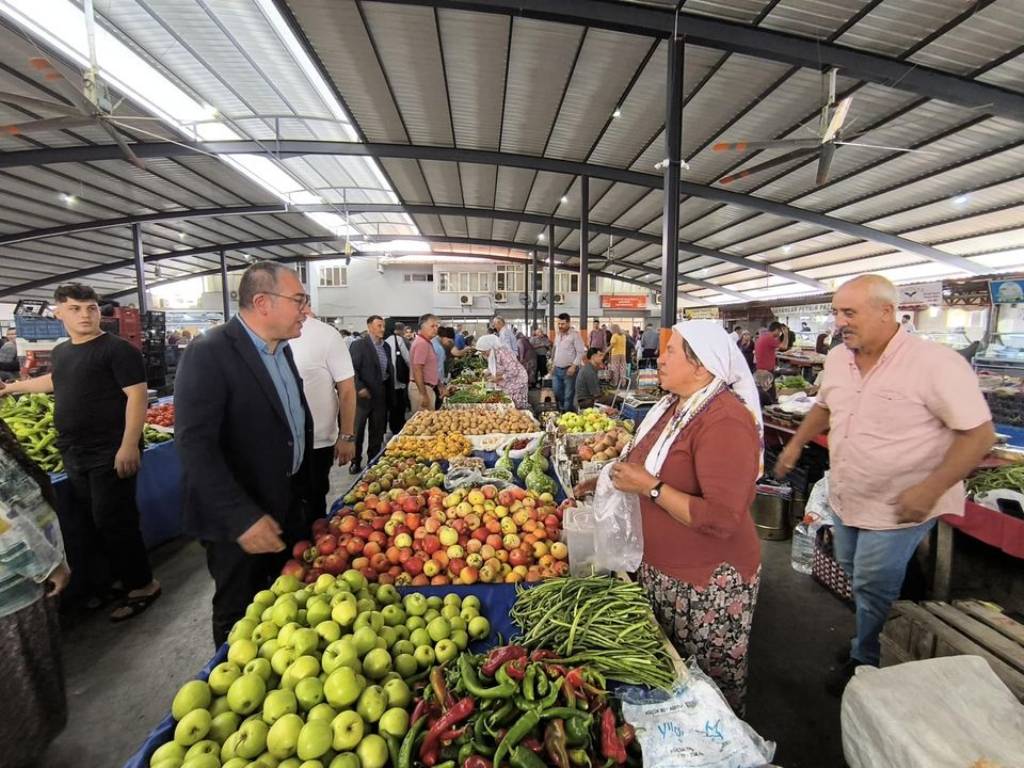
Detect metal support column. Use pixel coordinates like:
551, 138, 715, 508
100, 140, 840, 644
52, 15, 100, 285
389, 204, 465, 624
547, 222, 555, 332
524, 262, 530, 331
531, 250, 539, 331
660, 30, 684, 330
219, 250, 231, 320
578, 176, 589, 334
131, 223, 147, 314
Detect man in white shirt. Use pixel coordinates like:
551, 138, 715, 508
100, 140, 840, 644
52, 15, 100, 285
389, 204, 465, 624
901, 314, 917, 333
386, 321, 413, 434
492, 315, 518, 354
289, 312, 357, 518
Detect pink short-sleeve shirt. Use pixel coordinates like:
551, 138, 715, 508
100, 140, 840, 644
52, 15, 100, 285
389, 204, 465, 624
817, 328, 991, 530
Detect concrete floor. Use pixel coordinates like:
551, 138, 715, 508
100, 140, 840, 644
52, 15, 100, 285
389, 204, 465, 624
44, 452, 855, 767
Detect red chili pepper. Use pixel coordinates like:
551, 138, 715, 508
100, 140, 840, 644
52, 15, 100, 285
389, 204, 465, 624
504, 656, 527, 680
530, 649, 558, 662
481, 645, 527, 677
438, 725, 469, 742
411, 697, 432, 725
600, 708, 627, 765
430, 666, 453, 710
564, 667, 587, 699
546, 663, 569, 678
520, 736, 544, 753
463, 757, 493, 768
421, 696, 476, 766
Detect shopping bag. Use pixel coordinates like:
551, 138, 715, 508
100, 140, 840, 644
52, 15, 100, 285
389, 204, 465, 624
591, 462, 644, 572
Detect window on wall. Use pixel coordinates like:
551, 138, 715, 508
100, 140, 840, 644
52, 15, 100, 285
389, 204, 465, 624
437, 272, 450, 292
319, 265, 347, 287
555, 272, 579, 294
296, 262, 308, 286
495, 266, 524, 293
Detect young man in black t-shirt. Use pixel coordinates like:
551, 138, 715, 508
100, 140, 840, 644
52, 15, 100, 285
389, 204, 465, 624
1, 283, 160, 620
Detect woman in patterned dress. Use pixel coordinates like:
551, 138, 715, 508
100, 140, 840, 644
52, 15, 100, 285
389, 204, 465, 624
475, 334, 529, 409
574, 320, 762, 714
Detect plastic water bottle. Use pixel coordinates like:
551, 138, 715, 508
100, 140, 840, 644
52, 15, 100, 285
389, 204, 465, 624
790, 524, 814, 574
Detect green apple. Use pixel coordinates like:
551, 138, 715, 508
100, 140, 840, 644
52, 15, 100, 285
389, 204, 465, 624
258, 639, 280, 661
328, 753, 360, 768
441, 604, 460, 620
272, 647, 299, 676
174, 708, 212, 747
391, 639, 416, 657
331, 590, 356, 608
209, 711, 241, 744
267, 712, 304, 759
277, 760, 302, 768
307, 703, 337, 723
352, 627, 377, 657
403, 594, 427, 617
328, 710, 364, 752
180, 755, 219, 768
375, 584, 399, 605
228, 638, 259, 667
460, 607, 480, 622
450, 630, 469, 651
323, 667, 363, 709
355, 685, 387, 724
228, 618, 257, 644
316, 621, 341, 645
447, 616, 466, 633
378, 626, 398, 649
423, 609, 440, 624
254, 589, 277, 606
294, 587, 311, 607
220, 731, 241, 761
461, 594, 481, 612
442, 593, 461, 608
322, 639, 359, 675
272, 574, 303, 596
246, 602, 265, 622
234, 717, 269, 759
185, 739, 220, 761
272, 597, 299, 628
434, 639, 458, 664
151, 740, 186, 765
377, 707, 409, 739
289, 628, 321, 657
426, 596, 443, 610
405, 615, 425, 632
341, 569, 367, 592
262, 689, 297, 725
355, 733, 388, 768
297, 760, 322, 768
374, 637, 387, 651
278, 621, 301, 647
227, 673, 267, 716
413, 645, 435, 669
172, 680, 212, 720
296, 719, 333, 761
382, 678, 412, 709
282, 655, 321, 689
361, 648, 392, 680
209, 662, 243, 695
314, 573, 336, 594
295, 677, 324, 711
426, 617, 450, 642
245, 657, 273, 682
467, 616, 490, 640
393, 653, 417, 679
392, 625, 410, 642
408, 628, 431, 648
222, 759, 249, 768
305, 599, 332, 628
252, 621, 280, 645
330, 601, 358, 628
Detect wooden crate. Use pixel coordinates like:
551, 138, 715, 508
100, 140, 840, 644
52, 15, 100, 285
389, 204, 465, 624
881, 599, 1024, 701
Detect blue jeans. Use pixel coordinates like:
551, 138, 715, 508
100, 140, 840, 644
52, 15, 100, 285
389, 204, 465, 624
552, 366, 577, 412
831, 514, 937, 666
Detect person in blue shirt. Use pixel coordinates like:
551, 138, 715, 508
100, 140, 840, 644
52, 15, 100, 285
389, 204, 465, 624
454, 324, 467, 351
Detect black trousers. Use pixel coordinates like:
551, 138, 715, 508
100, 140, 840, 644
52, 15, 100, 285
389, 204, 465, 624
535, 354, 547, 385
203, 473, 308, 647
355, 397, 387, 465
61, 447, 153, 597
388, 386, 409, 435
310, 445, 336, 522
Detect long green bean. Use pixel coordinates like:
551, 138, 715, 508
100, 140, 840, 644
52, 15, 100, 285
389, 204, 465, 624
966, 466, 1024, 496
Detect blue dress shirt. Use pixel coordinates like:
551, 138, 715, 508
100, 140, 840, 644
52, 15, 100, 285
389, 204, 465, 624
432, 337, 446, 383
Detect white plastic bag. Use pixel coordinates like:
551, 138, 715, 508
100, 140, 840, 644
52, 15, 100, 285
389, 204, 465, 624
591, 461, 644, 572
792, 472, 833, 574
619, 659, 776, 768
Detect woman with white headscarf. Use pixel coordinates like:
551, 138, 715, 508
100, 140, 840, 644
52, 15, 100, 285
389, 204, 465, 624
474, 333, 529, 408
574, 320, 763, 714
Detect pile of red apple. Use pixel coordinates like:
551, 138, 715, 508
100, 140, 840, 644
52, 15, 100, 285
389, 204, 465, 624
284, 484, 570, 587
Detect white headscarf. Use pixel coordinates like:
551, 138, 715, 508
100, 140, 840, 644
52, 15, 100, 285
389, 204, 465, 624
474, 333, 501, 376
627, 320, 763, 476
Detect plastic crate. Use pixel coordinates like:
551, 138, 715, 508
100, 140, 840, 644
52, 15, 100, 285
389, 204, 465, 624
15, 315, 66, 341
812, 526, 853, 604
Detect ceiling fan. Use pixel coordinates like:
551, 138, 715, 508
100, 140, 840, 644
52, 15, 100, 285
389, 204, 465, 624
711, 68, 934, 187
0, 1, 161, 168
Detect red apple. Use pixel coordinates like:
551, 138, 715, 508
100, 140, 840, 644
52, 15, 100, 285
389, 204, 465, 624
323, 552, 347, 575
282, 559, 306, 578
404, 556, 424, 576
354, 524, 374, 540
481, 484, 498, 500
430, 574, 449, 586
352, 556, 370, 571
345, 537, 364, 555
422, 535, 441, 555
363, 541, 382, 558
448, 558, 466, 576
368, 531, 387, 546
370, 552, 389, 572
371, 516, 388, 531
404, 512, 422, 530
360, 566, 377, 582
315, 535, 337, 556
411, 574, 429, 586
339, 516, 358, 534
311, 518, 329, 537
292, 540, 311, 560
509, 547, 530, 567
377, 573, 395, 585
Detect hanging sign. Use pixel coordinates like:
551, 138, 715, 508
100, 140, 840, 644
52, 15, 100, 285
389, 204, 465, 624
683, 307, 720, 320
600, 295, 648, 309
990, 279, 1024, 305
897, 281, 943, 307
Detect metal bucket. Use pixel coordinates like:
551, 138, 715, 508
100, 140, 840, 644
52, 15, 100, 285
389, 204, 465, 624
751, 493, 792, 541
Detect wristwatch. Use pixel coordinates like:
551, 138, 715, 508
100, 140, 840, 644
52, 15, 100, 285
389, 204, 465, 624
338, 433, 355, 443
648, 481, 664, 501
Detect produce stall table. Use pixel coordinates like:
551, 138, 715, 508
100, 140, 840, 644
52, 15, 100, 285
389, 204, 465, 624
933, 501, 1024, 600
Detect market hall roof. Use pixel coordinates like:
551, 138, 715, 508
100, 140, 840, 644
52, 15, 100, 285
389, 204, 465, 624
0, 0, 1022, 305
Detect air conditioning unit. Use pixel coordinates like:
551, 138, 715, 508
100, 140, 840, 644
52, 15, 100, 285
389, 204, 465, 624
459, 295, 473, 307
229, 290, 239, 301
554, 293, 566, 304
493, 291, 508, 304
653, 291, 662, 306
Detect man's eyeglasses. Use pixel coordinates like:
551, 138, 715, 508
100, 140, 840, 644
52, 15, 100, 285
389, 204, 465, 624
261, 292, 311, 310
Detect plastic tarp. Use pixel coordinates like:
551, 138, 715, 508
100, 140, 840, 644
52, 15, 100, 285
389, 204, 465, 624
842, 656, 1024, 768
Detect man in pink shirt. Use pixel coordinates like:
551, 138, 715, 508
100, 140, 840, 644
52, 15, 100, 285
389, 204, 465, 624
775, 274, 993, 695
409, 313, 440, 413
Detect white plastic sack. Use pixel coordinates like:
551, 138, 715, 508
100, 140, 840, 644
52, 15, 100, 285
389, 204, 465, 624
619, 659, 776, 768
803, 472, 833, 524
591, 461, 644, 572
842, 656, 1024, 768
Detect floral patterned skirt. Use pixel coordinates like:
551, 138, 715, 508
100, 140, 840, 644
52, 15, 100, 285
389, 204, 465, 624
638, 561, 761, 715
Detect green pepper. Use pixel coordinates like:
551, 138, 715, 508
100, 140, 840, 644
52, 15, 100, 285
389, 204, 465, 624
384, 733, 402, 768
399, 714, 428, 768
535, 669, 550, 698
569, 748, 592, 766
485, 700, 516, 735
493, 710, 540, 768
537, 678, 563, 710
544, 719, 571, 768
539, 707, 590, 722
510, 744, 549, 768
523, 664, 537, 702
461, 654, 518, 699
495, 663, 521, 693
565, 714, 591, 747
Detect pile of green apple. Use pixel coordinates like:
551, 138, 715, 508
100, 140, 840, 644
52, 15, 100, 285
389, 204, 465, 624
149, 570, 491, 768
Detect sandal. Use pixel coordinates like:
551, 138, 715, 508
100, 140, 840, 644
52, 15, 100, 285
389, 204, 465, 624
110, 586, 162, 622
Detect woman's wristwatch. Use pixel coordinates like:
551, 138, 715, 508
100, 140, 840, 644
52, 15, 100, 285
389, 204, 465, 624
338, 433, 355, 443
648, 481, 664, 501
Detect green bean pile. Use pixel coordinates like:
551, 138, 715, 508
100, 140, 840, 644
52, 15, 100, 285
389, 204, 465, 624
966, 465, 1024, 496
510, 575, 677, 690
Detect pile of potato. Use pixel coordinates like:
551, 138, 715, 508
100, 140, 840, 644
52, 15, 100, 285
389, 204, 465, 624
576, 426, 633, 463
402, 407, 537, 436
384, 432, 472, 460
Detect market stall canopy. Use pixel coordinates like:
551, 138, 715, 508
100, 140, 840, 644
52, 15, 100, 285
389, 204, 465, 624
0, 0, 1022, 304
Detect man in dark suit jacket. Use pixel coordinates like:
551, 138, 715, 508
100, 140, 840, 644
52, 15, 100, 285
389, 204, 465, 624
175, 261, 314, 646
348, 315, 393, 473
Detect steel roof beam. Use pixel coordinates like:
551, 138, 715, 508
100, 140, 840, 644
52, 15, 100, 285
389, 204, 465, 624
379, 0, 1024, 122
0, 140, 982, 275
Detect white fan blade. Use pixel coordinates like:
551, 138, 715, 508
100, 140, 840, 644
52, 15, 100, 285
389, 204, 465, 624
834, 141, 941, 156
0, 91, 80, 116
822, 96, 852, 142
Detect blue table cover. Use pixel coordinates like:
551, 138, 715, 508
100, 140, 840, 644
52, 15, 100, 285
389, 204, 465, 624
996, 422, 1024, 448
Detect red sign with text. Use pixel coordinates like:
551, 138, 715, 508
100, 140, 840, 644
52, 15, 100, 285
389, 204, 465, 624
600, 295, 648, 310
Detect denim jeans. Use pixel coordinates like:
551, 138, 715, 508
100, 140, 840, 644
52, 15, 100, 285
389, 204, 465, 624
831, 514, 937, 666
552, 366, 577, 412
